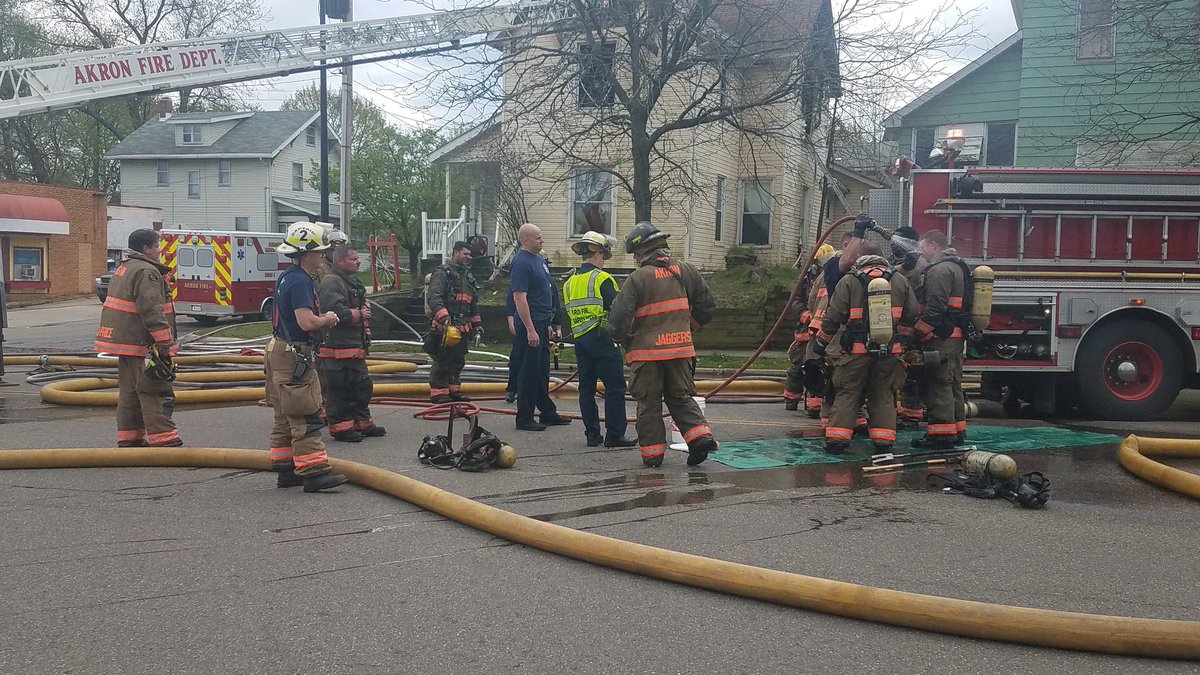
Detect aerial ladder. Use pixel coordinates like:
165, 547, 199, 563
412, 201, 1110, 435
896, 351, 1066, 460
0, 3, 565, 120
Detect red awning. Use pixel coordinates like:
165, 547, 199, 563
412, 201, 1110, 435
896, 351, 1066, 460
0, 193, 70, 235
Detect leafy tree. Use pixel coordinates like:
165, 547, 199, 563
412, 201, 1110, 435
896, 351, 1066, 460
280, 85, 391, 156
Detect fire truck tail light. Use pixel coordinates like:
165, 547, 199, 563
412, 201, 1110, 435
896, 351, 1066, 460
1191, 327, 1200, 341
1129, 298, 1146, 306
1058, 325, 1083, 339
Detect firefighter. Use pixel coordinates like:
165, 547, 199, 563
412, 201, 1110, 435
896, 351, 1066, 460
95, 228, 182, 448
318, 245, 386, 442
891, 225, 930, 430
426, 240, 482, 404
808, 231, 864, 428
608, 221, 718, 467
265, 223, 348, 492
813, 239, 919, 455
783, 243, 835, 412
563, 231, 636, 448
312, 225, 347, 413
911, 229, 970, 449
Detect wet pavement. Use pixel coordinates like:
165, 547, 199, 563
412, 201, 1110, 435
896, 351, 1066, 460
0, 338, 1198, 671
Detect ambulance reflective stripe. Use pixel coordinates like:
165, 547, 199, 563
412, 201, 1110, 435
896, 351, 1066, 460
161, 236, 179, 300
213, 237, 232, 306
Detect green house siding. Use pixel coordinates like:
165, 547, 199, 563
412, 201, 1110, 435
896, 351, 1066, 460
894, 43, 1022, 157
892, 0, 1200, 168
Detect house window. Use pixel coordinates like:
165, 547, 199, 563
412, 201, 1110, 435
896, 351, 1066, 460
913, 128, 936, 166
218, 160, 232, 186
306, 126, 316, 146
181, 124, 202, 144
235, 217, 249, 231
740, 179, 773, 245
570, 168, 614, 236
156, 161, 169, 187
13, 247, 44, 281
985, 122, 1017, 166
578, 42, 616, 107
187, 170, 201, 199
1077, 0, 1114, 60
715, 177, 725, 241
292, 162, 304, 191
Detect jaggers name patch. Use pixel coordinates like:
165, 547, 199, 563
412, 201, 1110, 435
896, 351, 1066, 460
655, 330, 692, 346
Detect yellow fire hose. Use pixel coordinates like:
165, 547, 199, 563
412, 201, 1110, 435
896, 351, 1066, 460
1118, 435, 1200, 501
0, 446, 1196, 659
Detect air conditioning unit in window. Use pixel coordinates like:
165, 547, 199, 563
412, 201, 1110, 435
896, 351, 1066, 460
19, 265, 38, 280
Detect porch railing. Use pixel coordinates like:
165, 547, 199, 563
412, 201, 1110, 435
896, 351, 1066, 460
421, 205, 474, 259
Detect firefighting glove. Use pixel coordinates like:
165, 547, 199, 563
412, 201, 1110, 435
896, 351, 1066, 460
812, 339, 828, 358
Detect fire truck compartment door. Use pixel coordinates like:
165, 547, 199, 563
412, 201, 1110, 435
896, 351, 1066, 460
1067, 298, 1099, 325
1177, 301, 1200, 326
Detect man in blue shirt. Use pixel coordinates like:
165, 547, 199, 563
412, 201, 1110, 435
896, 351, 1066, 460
265, 222, 349, 493
510, 223, 571, 431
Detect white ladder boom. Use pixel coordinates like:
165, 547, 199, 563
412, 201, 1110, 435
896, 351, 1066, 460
0, 5, 557, 119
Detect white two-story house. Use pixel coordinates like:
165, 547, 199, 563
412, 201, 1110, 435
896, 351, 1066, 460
106, 110, 340, 233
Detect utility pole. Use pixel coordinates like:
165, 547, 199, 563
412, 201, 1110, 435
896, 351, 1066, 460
339, 1, 353, 238
318, 2, 330, 222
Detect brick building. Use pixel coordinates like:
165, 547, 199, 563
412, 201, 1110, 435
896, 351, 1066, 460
0, 181, 108, 302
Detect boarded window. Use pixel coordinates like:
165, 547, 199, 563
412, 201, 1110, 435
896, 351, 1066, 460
570, 168, 614, 236
986, 123, 1017, 166
1078, 0, 1114, 60
578, 42, 616, 107
740, 179, 773, 245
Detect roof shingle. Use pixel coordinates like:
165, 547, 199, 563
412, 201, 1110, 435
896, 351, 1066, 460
106, 110, 323, 159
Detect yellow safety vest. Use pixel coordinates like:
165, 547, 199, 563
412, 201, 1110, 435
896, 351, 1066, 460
563, 267, 617, 338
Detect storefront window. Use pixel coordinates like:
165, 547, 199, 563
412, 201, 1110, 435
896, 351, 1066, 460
13, 247, 44, 281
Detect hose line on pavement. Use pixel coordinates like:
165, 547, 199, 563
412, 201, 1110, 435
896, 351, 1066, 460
0, 446, 1196, 660
1118, 435, 1200, 501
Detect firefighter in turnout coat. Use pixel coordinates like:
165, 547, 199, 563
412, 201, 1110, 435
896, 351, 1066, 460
318, 245, 386, 442
911, 229, 970, 450
95, 228, 182, 447
783, 244, 836, 413
813, 243, 920, 455
608, 221, 718, 468
892, 226, 930, 430
427, 241, 481, 404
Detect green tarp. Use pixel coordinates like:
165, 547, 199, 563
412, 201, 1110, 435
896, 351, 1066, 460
698, 426, 1123, 470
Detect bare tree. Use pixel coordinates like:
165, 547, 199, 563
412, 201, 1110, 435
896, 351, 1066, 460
1030, 0, 1200, 166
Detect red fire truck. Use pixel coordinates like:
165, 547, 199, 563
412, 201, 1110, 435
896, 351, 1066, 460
870, 168, 1200, 420
162, 229, 286, 325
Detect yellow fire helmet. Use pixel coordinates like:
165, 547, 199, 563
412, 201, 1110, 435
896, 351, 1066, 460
442, 325, 463, 349
815, 243, 837, 266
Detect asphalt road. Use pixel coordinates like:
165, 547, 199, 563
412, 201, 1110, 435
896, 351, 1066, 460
2, 295, 209, 355
0, 299, 1197, 673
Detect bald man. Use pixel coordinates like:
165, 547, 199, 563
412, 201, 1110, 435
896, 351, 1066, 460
510, 223, 571, 431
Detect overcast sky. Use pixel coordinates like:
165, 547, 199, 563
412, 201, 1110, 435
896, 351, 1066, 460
247, 0, 1019, 129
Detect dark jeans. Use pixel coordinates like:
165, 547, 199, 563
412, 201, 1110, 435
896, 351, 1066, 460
506, 329, 524, 394
513, 321, 558, 425
575, 330, 628, 439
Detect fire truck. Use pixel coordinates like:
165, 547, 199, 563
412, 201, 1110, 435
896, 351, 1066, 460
870, 167, 1200, 421
162, 229, 286, 325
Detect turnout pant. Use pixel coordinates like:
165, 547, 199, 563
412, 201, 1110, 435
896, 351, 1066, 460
899, 370, 926, 422
265, 339, 333, 477
116, 355, 179, 446
575, 330, 628, 439
320, 358, 377, 435
513, 321, 559, 426
429, 337, 469, 398
924, 337, 966, 440
826, 354, 903, 448
629, 358, 713, 463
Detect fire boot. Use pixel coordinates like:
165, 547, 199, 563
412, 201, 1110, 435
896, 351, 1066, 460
911, 435, 957, 450
331, 429, 364, 443
449, 392, 472, 402
303, 472, 349, 493
687, 436, 718, 467
784, 399, 799, 411
276, 469, 304, 489
361, 425, 387, 437
118, 440, 148, 448
823, 441, 849, 455
431, 394, 453, 405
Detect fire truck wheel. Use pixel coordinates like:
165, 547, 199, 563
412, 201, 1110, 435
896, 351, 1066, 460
259, 299, 274, 323
1075, 320, 1182, 421
192, 315, 220, 326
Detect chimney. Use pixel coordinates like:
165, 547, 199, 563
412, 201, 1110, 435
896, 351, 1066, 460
157, 98, 173, 120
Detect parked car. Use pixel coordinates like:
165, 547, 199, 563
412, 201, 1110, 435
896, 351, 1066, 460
95, 259, 116, 302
